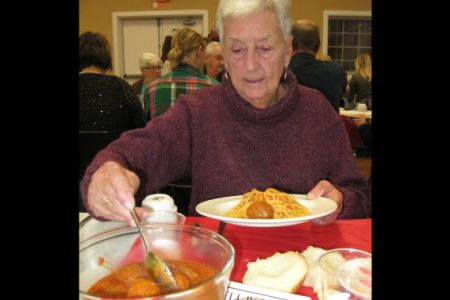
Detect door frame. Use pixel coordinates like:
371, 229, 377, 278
112, 10, 209, 77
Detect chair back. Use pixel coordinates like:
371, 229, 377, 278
79, 131, 120, 180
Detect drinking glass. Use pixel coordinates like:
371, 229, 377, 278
319, 248, 371, 300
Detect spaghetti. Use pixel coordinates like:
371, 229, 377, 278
222, 188, 311, 219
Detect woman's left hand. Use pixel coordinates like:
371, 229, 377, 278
306, 180, 343, 225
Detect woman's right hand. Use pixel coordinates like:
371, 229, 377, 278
86, 161, 145, 225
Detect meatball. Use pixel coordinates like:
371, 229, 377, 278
173, 271, 191, 290
127, 278, 160, 297
246, 201, 274, 219
115, 263, 149, 284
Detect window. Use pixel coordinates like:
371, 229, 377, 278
323, 11, 371, 74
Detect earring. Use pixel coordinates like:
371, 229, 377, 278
283, 67, 288, 80
223, 69, 229, 80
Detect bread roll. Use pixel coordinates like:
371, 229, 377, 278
243, 251, 309, 293
302, 246, 328, 293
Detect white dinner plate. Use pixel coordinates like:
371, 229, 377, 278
195, 194, 338, 227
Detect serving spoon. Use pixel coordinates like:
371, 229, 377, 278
130, 208, 178, 290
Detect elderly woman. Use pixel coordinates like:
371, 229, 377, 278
81, 0, 369, 225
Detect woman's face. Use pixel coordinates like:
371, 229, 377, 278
222, 10, 292, 108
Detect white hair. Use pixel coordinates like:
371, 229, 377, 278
216, 0, 292, 41
205, 41, 223, 56
139, 52, 162, 68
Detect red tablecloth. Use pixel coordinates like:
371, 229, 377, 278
185, 217, 372, 300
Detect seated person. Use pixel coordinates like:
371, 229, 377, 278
346, 54, 372, 110
131, 52, 163, 109
204, 41, 225, 82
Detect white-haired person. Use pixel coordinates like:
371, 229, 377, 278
204, 41, 225, 82
81, 0, 369, 225
131, 52, 162, 111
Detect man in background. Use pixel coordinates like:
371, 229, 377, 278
289, 19, 347, 112
131, 52, 162, 109
204, 41, 225, 82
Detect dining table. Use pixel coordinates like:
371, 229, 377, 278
79, 213, 371, 300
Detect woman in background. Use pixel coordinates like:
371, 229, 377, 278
146, 27, 219, 119
79, 31, 146, 134
347, 53, 372, 110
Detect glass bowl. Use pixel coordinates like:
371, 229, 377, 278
79, 224, 235, 300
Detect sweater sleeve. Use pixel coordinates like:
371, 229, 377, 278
80, 99, 192, 220
323, 105, 370, 219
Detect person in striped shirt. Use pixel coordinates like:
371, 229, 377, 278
145, 28, 220, 120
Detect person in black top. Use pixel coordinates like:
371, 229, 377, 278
347, 54, 372, 110
289, 20, 347, 112
79, 31, 146, 134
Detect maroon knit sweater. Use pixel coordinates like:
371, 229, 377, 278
81, 70, 369, 220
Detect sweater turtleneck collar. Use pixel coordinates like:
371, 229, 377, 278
222, 69, 299, 123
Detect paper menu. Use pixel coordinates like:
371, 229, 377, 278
226, 281, 311, 300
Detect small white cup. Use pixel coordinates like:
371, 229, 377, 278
356, 103, 368, 112
142, 193, 177, 212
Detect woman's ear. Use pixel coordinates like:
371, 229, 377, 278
285, 36, 293, 65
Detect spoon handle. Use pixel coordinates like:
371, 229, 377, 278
130, 208, 149, 253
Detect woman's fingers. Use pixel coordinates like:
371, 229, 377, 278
306, 180, 343, 225
87, 161, 140, 222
